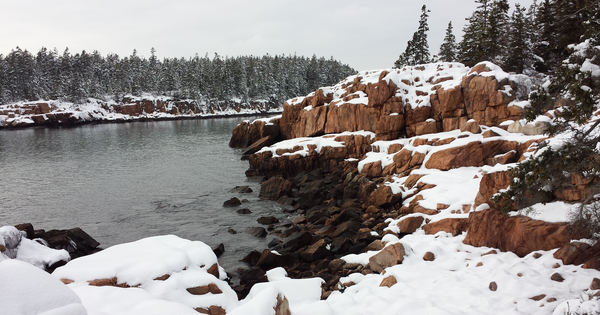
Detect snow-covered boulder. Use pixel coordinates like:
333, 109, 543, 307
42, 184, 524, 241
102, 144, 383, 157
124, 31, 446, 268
0, 259, 87, 315
0, 225, 71, 270
53, 235, 239, 313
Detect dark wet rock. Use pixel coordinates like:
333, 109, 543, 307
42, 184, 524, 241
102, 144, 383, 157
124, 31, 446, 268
333, 221, 361, 238
228, 228, 237, 234
306, 207, 328, 223
242, 250, 262, 266
333, 208, 360, 225
14, 223, 35, 239
256, 249, 292, 270
300, 239, 329, 262
239, 266, 267, 285
248, 227, 268, 238
236, 208, 252, 214
223, 197, 242, 207
277, 195, 297, 207
268, 239, 282, 248
260, 177, 293, 200
257, 216, 279, 225
551, 272, 565, 282
282, 231, 313, 253
229, 186, 253, 194
329, 237, 351, 255
38, 227, 101, 259
212, 243, 225, 258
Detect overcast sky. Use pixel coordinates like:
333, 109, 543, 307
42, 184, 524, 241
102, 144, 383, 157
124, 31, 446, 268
0, 0, 533, 72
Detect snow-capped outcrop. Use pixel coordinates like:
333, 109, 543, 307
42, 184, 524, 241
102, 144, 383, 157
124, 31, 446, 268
226, 61, 600, 315
230, 61, 527, 150
0, 96, 282, 129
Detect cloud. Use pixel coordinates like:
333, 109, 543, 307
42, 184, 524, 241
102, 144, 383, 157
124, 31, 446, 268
0, 0, 533, 71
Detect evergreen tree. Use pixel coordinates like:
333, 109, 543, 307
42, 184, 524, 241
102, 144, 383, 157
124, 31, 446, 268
438, 21, 458, 62
532, 0, 558, 71
460, 0, 491, 65
486, 0, 510, 63
504, 4, 533, 73
395, 5, 431, 67
0, 47, 355, 106
460, 0, 510, 65
493, 19, 600, 237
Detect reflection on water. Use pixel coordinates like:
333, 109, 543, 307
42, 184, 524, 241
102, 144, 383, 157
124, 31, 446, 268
0, 119, 288, 272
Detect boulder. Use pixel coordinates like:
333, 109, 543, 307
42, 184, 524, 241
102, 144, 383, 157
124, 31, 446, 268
300, 239, 329, 262
522, 121, 550, 135
223, 197, 242, 207
553, 242, 592, 265
367, 243, 406, 273
187, 283, 223, 295
257, 216, 279, 225
397, 216, 425, 234
460, 120, 482, 134
423, 252, 435, 261
242, 136, 274, 156
422, 218, 469, 236
259, 177, 293, 200
379, 275, 398, 288
282, 231, 313, 253
248, 227, 268, 238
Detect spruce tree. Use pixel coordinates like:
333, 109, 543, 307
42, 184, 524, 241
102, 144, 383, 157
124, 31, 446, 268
460, 0, 510, 66
504, 4, 533, 73
438, 21, 458, 62
493, 15, 600, 237
395, 5, 431, 67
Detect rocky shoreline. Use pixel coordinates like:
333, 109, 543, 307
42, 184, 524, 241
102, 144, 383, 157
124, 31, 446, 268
0, 96, 282, 129
225, 61, 600, 300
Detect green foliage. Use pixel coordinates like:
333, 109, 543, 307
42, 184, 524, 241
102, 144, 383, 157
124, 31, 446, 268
460, 0, 510, 66
493, 41, 600, 215
0, 48, 356, 105
395, 5, 431, 67
503, 4, 534, 73
438, 22, 458, 62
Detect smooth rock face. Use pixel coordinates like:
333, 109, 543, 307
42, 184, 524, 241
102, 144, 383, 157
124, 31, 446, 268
463, 209, 588, 257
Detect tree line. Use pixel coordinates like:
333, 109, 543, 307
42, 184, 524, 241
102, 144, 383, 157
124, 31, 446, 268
396, 0, 600, 74
0, 48, 356, 105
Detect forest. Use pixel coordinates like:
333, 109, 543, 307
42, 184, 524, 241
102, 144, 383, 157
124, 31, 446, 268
398, 0, 599, 74
0, 49, 356, 106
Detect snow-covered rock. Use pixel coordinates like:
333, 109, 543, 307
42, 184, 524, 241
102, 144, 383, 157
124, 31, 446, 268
0, 259, 87, 315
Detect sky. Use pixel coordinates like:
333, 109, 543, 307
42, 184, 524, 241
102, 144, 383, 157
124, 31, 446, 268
0, 0, 534, 72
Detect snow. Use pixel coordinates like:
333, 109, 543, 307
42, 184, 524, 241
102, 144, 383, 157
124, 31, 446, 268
53, 235, 238, 314
581, 59, 600, 77
0, 96, 284, 128
510, 201, 578, 223
256, 131, 375, 158
327, 232, 600, 315
0, 225, 70, 269
16, 238, 71, 270
247, 275, 324, 311
53, 235, 225, 285
3, 230, 598, 315
69, 284, 200, 315
281, 62, 470, 112
0, 259, 87, 315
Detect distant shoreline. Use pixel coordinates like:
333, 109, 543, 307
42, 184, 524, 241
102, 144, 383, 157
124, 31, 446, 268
0, 111, 283, 130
